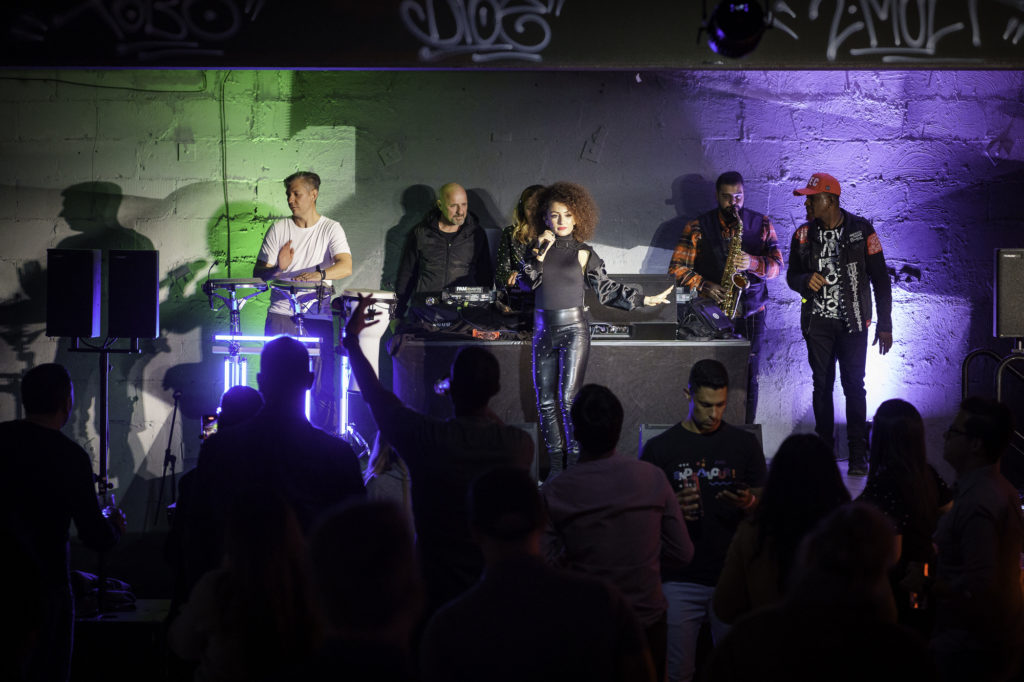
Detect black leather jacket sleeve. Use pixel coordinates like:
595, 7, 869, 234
583, 247, 644, 311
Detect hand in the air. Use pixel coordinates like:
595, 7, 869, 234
342, 294, 379, 350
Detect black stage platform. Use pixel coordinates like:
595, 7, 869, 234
391, 337, 750, 458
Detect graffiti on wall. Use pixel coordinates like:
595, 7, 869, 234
400, 0, 566, 62
10, 0, 265, 60
783, 0, 1024, 62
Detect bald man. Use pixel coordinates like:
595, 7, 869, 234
394, 182, 494, 317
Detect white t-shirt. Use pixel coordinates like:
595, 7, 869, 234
257, 216, 351, 319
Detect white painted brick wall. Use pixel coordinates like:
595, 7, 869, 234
1, 68, 1022, 529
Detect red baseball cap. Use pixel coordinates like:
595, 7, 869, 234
793, 173, 841, 196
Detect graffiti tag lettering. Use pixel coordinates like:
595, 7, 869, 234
400, 0, 566, 63
810, 0, 982, 62
12, 0, 263, 60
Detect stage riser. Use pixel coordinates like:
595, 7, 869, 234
392, 339, 749, 458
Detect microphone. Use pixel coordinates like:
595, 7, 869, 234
532, 238, 554, 259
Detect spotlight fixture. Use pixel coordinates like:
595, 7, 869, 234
701, 1, 770, 59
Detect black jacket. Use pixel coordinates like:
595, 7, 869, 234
695, 206, 772, 317
394, 209, 493, 309
519, 240, 644, 311
786, 209, 892, 334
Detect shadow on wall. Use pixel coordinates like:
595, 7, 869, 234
48, 183, 155, 516
643, 174, 716, 273
467, 187, 505, 267
123, 197, 277, 531
380, 184, 434, 292
156, 199, 276, 429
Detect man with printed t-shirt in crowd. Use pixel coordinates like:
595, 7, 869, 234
786, 172, 892, 476
640, 359, 766, 682
254, 171, 353, 429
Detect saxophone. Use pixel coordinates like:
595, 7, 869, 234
719, 206, 750, 318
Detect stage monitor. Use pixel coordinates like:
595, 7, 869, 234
995, 249, 1024, 338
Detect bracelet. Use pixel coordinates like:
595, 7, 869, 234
317, 265, 326, 281
741, 493, 757, 510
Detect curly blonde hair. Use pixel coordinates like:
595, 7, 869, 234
527, 181, 600, 243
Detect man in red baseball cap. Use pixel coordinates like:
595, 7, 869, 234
786, 173, 893, 476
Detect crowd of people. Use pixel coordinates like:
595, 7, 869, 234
8, 345, 1020, 682
3, 170, 1022, 682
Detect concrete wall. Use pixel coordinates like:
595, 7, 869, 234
2, 69, 1022, 530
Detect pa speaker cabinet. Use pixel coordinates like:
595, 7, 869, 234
46, 249, 101, 337
995, 249, 1024, 338
584, 273, 678, 339
109, 250, 160, 339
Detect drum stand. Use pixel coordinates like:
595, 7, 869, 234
203, 278, 267, 391
338, 353, 370, 456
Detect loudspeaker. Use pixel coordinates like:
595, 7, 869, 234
584, 273, 678, 339
995, 249, 1024, 338
46, 249, 101, 337
109, 250, 160, 338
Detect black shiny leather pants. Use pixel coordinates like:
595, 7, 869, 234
533, 307, 590, 477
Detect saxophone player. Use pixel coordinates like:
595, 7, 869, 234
668, 171, 784, 425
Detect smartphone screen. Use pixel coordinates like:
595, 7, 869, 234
201, 414, 218, 440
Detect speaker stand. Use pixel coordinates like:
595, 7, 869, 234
69, 336, 141, 615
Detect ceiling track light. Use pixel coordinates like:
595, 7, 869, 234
699, 1, 772, 59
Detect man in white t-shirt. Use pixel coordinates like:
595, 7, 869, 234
254, 171, 352, 429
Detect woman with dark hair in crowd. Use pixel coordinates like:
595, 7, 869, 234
518, 181, 673, 478
714, 433, 851, 624
857, 398, 952, 634
168, 490, 323, 681
705, 503, 938, 682
494, 184, 545, 299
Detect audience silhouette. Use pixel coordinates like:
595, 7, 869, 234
542, 383, 693, 682
705, 503, 938, 682
422, 466, 656, 682
169, 489, 322, 681
855, 398, 953, 635
181, 336, 364, 597
1, 363, 125, 682
302, 500, 423, 682
11, 349, 1019, 682
165, 385, 265, 618
714, 433, 850, 624
343, 293, 533, 615
931, 397, 1023, 682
